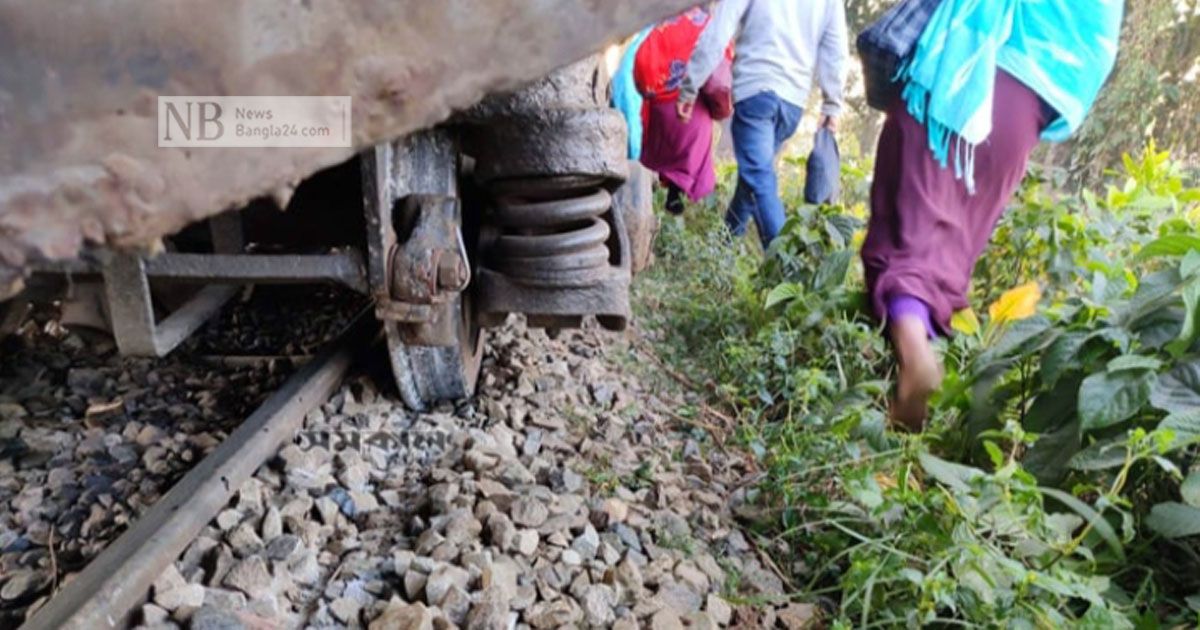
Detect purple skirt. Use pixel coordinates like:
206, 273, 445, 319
639, 99, 717, 201
861, 71, 1051, 335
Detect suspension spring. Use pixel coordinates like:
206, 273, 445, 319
487, 176, 614, 287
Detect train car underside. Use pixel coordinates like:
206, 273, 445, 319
5, 58, 657, 410
0, 1, 694, 408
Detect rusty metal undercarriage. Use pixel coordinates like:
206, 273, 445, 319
0, 1, 690, 409
0, 0, 694, 299
0, 0, 689, 409
8, 57, 658, 411
364, 59, 656, 409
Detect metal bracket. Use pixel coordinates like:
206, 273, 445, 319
101, 212, 245, 357
102, 254, 238, 357
389, 195, 470, 305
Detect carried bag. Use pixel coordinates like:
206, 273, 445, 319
633, 8, 711, 102
804, 127, 841, 205
856, 0, 942, 111
700, 57, 733, 120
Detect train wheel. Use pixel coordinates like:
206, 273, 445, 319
384, 293, 484, 411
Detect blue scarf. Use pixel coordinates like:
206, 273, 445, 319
612, 27, 652, 160
900, 0, 1124, 192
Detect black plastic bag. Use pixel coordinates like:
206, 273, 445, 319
804, 127, 841, 205
856, 0, 943, 110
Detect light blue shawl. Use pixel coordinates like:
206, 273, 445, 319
900, 0, 1124, 191
612, 27, 652, 160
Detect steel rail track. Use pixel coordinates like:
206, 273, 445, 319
21, 309, 380, 630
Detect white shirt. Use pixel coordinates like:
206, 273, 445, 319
681, 0, 849, 116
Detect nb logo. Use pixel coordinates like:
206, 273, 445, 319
161, 100, 225, 142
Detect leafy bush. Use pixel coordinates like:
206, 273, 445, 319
636, 145, 1200, 627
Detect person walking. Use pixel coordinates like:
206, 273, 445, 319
635, 7, 728, 216
678, 0, 849, 247
861, 0, 1124, 429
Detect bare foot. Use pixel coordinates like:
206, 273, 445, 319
889, 317, 943, 431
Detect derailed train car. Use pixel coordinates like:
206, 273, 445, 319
0, 0, 693, 409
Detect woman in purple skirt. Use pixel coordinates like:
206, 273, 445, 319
634, 7, 727, 215
862, 2, 1124, 429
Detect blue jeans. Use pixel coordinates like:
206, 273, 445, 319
726, 91, 803, 247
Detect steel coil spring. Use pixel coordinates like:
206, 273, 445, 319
488, 176, 613, 286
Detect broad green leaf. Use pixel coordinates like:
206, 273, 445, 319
1069, 437, 1129, 471
764, 282, 802, 309
1119, 269, 1184, 329
1137, 234, 1200, 260
1150, 360, 1200, 413
1153, 455, 1182, 476
1131, 305, 1185, 350
1161, 409, 1200, 447
918, 451, 983, 493
825, 214, 861, 244
899, 568, 923, 586
1134, 269, 1184, 303
1040, 487, 1125, 559
1129, 194, 1174, 212
1106, 355, 1163, 373
1090, 270, 1110, 305
1040, 332, 1089, 387
1078, 370, 1154, 431
1046, 513, 1086, 544
1025, 419, 1082, 484
1183, 471, 1200, 508
1024, 377, 1080, 433
1183, 249, 1200, 279
1167, 280, 1200, 357
822, 218, 847, 249
813, 250, 853, 292
975, 316, 1056, 370
1145, 502, 1200, 539
845, 475, 883, 509
1079, 604, 1135, 630
1091, 327, 1134, 354
983, 441, 1005, 468
855, 409, 894, 454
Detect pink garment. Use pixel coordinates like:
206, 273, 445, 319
639, 99, 717, 201
862, 71, 1051, 335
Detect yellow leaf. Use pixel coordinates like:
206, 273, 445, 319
874, 472, 920, 492
874, 472, 897, 490
950, 309, 981, 336
851, 229, 866, 249
988, 282, 1043, 325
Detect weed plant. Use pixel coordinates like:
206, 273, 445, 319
635, 144, 1200, 627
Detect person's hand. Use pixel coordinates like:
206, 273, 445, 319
676, 98, 695, 122
821, 115, 839, 133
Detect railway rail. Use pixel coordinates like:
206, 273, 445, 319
20, 310, 379, 630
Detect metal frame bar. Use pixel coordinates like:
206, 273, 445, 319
100, 212, 249, 357
28, 211, 367, 357
102, 253, 238, 357
142, 252, 367, 292
31, 251, 366, 293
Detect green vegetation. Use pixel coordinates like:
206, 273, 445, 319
635, 146, 1200, 627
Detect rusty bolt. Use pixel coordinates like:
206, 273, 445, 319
436, 251, 468, 291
